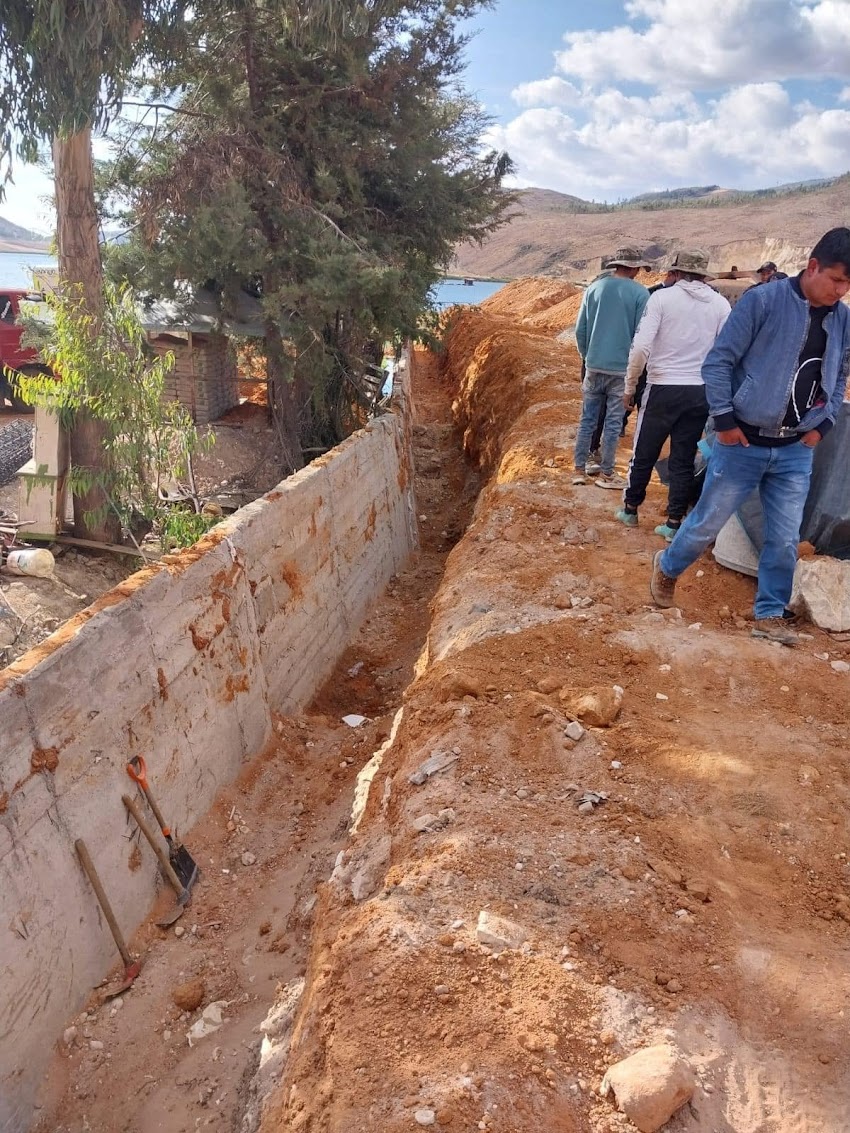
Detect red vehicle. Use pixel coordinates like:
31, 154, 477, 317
0, 289, 47, 412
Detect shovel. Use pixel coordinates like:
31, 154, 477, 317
126, 754, 200, 893
122, 794, 191, 928
75, 838, 142, 996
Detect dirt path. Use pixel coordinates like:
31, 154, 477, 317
31, 349, 476, 1133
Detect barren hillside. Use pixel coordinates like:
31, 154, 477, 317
453, 179, 850, 280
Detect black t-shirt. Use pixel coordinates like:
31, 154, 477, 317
739, 273, 835, 446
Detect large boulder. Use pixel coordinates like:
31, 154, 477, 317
791, 557, 850, 631
601, 1044, 695, 1132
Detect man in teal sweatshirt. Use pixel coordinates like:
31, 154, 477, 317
574, 247, 650, 488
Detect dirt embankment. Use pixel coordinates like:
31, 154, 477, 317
257, 286, 850, 1132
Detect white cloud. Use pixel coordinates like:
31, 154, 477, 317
511, 77, 582, 109
486, 80, 850, 201
839, 85, 850, 102
555, 0, 850, 90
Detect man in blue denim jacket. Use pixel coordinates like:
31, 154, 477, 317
650, 227, 850, 645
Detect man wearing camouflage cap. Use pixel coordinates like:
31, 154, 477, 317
574, 246, 650, 488
616, 249, 731, 537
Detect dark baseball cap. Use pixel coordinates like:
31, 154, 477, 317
756, 261, 777, 272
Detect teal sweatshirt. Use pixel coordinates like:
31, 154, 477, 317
575, 274, 649, 374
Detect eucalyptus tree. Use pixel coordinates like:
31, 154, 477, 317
0, 2, 192, 536
0, 1, 344, 536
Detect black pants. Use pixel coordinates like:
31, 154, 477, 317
624, 384, 708, 520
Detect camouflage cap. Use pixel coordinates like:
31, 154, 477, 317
670, 248, 712, 277
607, 246, 652, 269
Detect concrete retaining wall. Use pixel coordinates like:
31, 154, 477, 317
0, 374, 416, 1132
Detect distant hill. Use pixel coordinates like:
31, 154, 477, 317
452, 174, 850, 280
0, 215, 50, 252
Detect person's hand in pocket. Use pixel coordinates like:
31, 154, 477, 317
716, 427, 749, 447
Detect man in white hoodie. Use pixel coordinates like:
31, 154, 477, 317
615, 250, 731, 537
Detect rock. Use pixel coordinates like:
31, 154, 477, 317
89, 1040, 104, 1051
241, 851, 257, 866
341, 714, 368, 727
172, 979, 205, 1012
685, 879, 710, 903
830, 660, 850, 673
648, 858, 683, 886
476, 910, 528, 951
791, 558, 850, 631
408, 750, 459, 785
330, 835, 392, 902
564, 721, 585, 742
536, 675, 563, 694
601, 1045, 695, 1132
62, 1026, 78, 1047
174, 925, 186, 938
414, 1109, 436, 1127
186, 1001, 228, 1047
561, 685, 624, 727
412, 808, 455, 834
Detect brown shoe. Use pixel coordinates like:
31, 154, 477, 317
752, 617, 799, 647
650, 550, 677, 608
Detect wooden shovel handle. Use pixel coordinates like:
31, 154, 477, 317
126, 756, 172, 838
75, 838, 133, 967
122, 794, 184, 898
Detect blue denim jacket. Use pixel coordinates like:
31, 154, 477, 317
702, 276, 850, 436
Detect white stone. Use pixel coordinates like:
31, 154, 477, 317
713, 513, 759, 577
476, 910, 528, 951
564, 721, 585, 742
830, 660, 850, 673
414, 1109, 436, 1127
601, 1044, 695, 1132
791, 557, 850, 631
241, 851, 257, 866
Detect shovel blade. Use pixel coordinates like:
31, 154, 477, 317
170, 843, 200, 892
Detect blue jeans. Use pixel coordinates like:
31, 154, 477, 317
574, 369, 625, 475
660, 439, 815, 618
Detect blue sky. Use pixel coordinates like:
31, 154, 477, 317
4, 0, 850, 232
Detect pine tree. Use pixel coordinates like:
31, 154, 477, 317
104, 0, 513, 468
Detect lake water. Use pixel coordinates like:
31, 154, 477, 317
0, 251, 56, 288
431, 277, 505, 308
0, 256, 507, 313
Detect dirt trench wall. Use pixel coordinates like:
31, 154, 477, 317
0, 376, 417, 1133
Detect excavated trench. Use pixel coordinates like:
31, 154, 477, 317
28, 282, 850, 1133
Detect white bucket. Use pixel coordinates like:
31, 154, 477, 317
5, 548, 56, 578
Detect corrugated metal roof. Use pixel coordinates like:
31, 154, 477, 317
139, 287, 270, 338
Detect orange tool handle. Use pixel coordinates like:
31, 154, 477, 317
126, 755, 172, 838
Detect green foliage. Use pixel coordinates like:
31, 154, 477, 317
18, 282, 211, 545
0, 1, 192, 173
101, 0, 513, 458
159, 508, 218, 552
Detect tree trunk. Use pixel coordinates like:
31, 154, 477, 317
53, 128, 121, 542
265, 319, 304, 475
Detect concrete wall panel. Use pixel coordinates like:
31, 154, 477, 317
0, 371, 416, 1132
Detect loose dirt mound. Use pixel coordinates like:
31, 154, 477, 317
482, 272, 672, 337
480, 276, 579, 321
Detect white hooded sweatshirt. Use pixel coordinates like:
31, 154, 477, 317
625, 280, 731, 397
